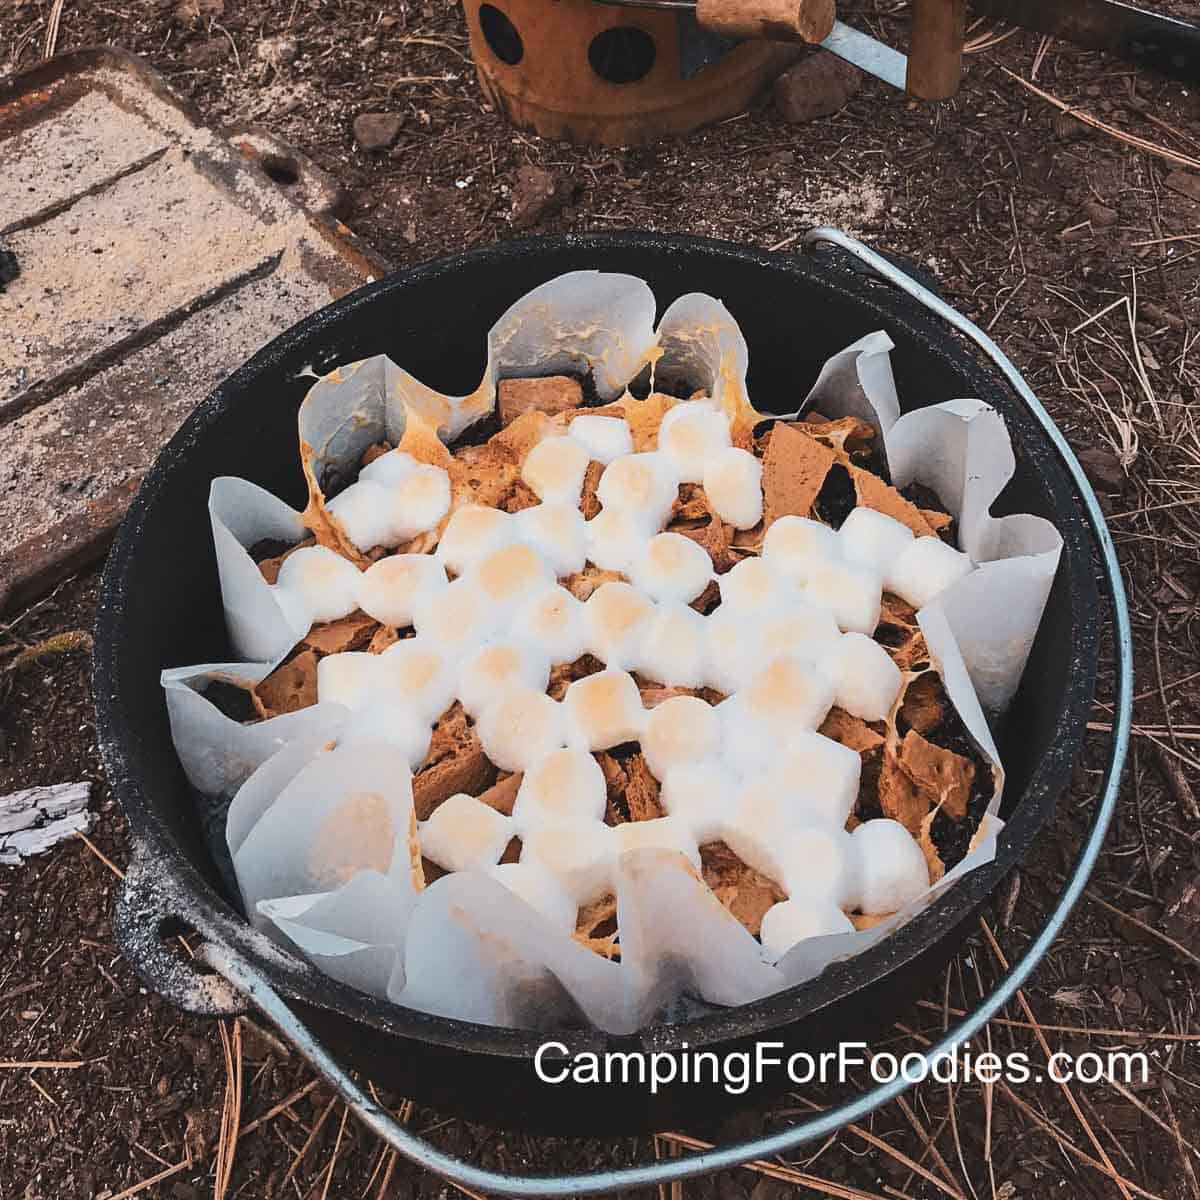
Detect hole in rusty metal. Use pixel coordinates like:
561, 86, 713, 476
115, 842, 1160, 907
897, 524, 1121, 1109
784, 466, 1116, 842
479, 4, 523, 66
588, 26, 656, 84
260, 153, 300, 186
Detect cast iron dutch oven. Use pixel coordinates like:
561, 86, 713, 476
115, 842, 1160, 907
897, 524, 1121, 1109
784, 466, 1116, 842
95, 233, 1100, 1135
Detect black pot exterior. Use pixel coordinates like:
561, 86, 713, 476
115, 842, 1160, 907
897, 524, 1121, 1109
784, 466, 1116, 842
95, 233, 1099, 1134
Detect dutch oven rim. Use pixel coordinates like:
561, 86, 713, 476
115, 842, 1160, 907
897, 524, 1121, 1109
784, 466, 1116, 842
95, 230, 1100, 1063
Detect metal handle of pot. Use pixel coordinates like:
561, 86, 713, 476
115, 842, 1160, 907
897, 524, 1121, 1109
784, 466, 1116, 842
196, 228, 1134, 1198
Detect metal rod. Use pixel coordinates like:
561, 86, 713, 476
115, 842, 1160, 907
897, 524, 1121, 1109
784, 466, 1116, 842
201, 228, 1133, 1199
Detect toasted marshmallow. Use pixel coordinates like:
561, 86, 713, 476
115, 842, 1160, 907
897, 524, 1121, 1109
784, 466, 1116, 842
760, 898, 855, 962
757, 731, 861, 830
512, 747, 607, 828
704, 606, 767, 695
511, 585, 589, 665
562, 669, 646, 751
392, 465, 451, 540
803, 558, 882, 635
419, 793, 513, 873
475, 685, 566, 773
584, 582, 655, 669
436, 505, 514, 575
359, 449, 420, 487
838, 507, 915, 575
703, 447, 762, 530
613, 816, 700, 868
641, 695, 721, 781
586, 506, 657, 573
378, 638, 458, 723
521, 435, 591, 507
758, 603, 843, 666
761, 516, 840, 581
457, 639, 551, 718
776, 826, 859, 910
411, 576, 501, 657
357, 554, 448, 628
887, 536, 974, 610
657, 401, 731, 483
316, 651, 379, 710
488, 861, 577, 933
721, 657, 836, 772
659, 760, 738, 844
717, 556, 795, 618
274, 545, 361, 624
569, 414, 633, 464
325, 480, 403, 553
597, 453, 678, 528
628, 532, 713, 604
514, 502, 588, 577
853, 819, 930, 914
317, 653, 434, 763
634, 603, 709, 689
820, 632, 902, 723
469, 543, 556, 617
520, 822, 616, 906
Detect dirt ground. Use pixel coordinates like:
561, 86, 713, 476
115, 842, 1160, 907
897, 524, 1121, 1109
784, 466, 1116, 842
2, 1, 1200, 1197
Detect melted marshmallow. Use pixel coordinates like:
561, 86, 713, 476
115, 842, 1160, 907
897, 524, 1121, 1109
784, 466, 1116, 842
635, 602, 709, 689
820, 632, 902, 722
512, 747, 608, 829
584, 582, 656, 670
411, 576, 500, 657
436, 505, 515, 575
659, 760, 738, 844
657, 401, 731, 483
357, 554, 448, 628
457, 639, 552, 718
597, 453, 679, 529
640, 695, 721, 781
522, 435, 592, 507
568, 414, 633, 464
761, 516, 840, 581
703, 447, 762, 530
586, 506, 657, 573
274, 546, 361, 625
562, 669, 646, 751
511, 585, 589, 665
628, 532, 713, 604
514, 502, 588, 577
475, 685, 566, 772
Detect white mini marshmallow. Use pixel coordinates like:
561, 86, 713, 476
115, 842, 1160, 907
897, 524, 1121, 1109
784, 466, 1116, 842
419, 793, 513, 873
657, 401, 731, 483
274, 545, 361, 625
316, 651, 378, 710
514, 502, 588, 577
488, 861, 578, 933
584, 582, 655, 670
436, 505, 515, 575
318, 654, 434, 763
568, 414, 633, 464
758, 603, 843, 666
613, 816, 700, 869
628, 532, 713, 604
378, 638, 459, 723
586, 506, 658, 573
562, 669, 646, 751
776, 825, 859, 910
325, 481, 401, 553
468, 542, 556, 618
597, 452, 679, 529
512, 747, 607, 828
703, 447, 762, 529
475, 685, 566, 773
838, 507, 915, 575
457, 639, 551, 718
758, 731, 861, 830
357, 554, 448, 628
641, 695, 721, 781
820, 632, 903, 723
803, 558, 882, 635
520, 821, 616, 906
337, 704, 432, 767
717, 556, 795, 618
411, 576, 501, 658
704, 606, 769, 696
887, 536, 974, 610
511, 585, 589, 665
521, 435, 591, 507
725, 776, 845, 880
358, 449, 419, 487
634, 603, 709, 689
760, 898, 854, 963
852, 819, 930, 915
659, 760, 739, 844
762, 516, 840, 582
391, 465, 451, 540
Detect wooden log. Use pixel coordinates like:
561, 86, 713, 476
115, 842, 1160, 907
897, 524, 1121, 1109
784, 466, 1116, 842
695, 0, 836, 44
0, 781, 92, 865
906, 0, 967, 100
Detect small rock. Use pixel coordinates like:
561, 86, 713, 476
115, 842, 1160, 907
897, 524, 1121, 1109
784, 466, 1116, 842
772, 50, 862, 125
1077, 446, 1125, 490
353, 112, 404, 152
1083, 199, 1117, 229
510, 164, 571, 230
256, 35, 298, 67
1165, 170, 1200, 204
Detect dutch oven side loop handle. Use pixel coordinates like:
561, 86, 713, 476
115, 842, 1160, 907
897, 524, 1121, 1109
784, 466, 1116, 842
194, 229, 1133, 1198
115, 842, 248, 1017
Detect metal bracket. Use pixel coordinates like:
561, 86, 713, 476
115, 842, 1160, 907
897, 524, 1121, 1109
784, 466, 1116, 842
193, 230, 1134, 1199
